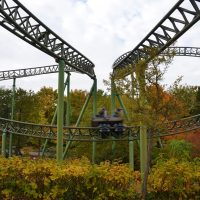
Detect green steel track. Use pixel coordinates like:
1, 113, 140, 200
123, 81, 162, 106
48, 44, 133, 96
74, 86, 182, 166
112, 0, 200, 73
0, 0, 200, 165
113, 47, 200, 69
0, 46, 199, 82
0, 64, 80, 81
0, 0, 95, 78
0, 114, 200, 141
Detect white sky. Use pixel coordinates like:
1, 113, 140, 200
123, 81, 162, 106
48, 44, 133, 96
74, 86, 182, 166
0, 0, 200, 92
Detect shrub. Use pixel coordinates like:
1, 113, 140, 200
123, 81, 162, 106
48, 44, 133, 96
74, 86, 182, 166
0, 156, 140, 200
148, 158, 200, 199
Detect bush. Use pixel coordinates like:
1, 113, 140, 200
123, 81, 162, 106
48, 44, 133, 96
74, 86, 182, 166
148, 158, 200, 199
0, 156, 140, 200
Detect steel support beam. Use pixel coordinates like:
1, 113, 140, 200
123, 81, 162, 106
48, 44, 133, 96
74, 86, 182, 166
56, 59, 65, 163
1, 129, 7, 157
66, 73, 71, 126
92, 78, 97, 164
63, 82, 95, 159
111, 78, 116, 153
8, 78, 16, 157
111, 77, 116, 114
129, 135, 134, 170
116, 94, 129, 120
41, 76, 69, 157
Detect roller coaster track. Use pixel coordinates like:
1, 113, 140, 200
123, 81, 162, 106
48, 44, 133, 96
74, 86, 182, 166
0, 64, 80, 81
0, 0, 95, 78
0, 114, 200, 141
1, 46, 198, 82
113, 0, 200, 72
113, 47, 200, 69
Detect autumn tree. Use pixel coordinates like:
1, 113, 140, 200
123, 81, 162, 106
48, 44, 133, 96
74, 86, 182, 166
0, 87, 12, 119
35, 87, 57, 124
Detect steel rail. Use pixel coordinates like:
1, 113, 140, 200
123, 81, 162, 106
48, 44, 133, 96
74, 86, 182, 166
0, 0, 95, 78
113, 0, 200, 72
112, 47, 200, 69
0, 114, 200, 141
0, 64, 80, 81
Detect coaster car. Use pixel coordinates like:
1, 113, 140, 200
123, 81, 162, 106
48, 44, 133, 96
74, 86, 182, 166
91, 116, 124, 138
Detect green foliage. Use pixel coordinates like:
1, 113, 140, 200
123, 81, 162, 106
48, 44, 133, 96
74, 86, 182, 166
0, 87, 12, 119
169, 78, 198, 115
148, 158, 200, 199
167, 139, 192, 160
0, 157, 140, 200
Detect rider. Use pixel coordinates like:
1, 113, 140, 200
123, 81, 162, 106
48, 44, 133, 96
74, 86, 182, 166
112, 108, 123, 117
98, 107, 107, 118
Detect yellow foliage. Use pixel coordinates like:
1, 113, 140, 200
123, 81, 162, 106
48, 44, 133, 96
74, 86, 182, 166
0, 156, 140, 200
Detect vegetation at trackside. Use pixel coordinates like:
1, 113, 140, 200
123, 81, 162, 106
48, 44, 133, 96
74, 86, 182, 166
0, 157, 141, 200
0, 50, 200, 199
0, 142, 199, 200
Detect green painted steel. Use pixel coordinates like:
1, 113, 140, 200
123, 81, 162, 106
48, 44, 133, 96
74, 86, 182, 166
113, 1, 200, 72
1, 130, 6, 157
9, 78, 16, 157
116, 94, 129, 120
92, 137, 96, 164
63, 82, 95, 159
41, 106, 57, 157
56, 60, 65, 163
0, 0, 95, 78
140, 125, 147, 177
92, 78, 97, 163
41, 76, 69, 157
1, 114, 200, 141
93, 78, 97, 117
66, 73, 71, 126
75, 83, 94, 127
111, 78, 116, 154
111, 78, 116, 114
113, 47, 200, 71
129, 136, 134, 170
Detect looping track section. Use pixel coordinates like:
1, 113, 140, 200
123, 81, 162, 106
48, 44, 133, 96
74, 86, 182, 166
0, 0, 95, 78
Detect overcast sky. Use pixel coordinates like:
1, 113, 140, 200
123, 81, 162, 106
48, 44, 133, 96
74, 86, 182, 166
0, 0, 200, 92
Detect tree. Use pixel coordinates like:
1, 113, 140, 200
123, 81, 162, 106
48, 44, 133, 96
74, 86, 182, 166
0, 87, 12, 119
36, 87, 57, 124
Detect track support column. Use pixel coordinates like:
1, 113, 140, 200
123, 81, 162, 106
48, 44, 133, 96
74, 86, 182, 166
2, 129, 7, 157
63, 82, 95, 159
92, 78, 97, 164
57, 59, 65, 163
9, 78, 16, 157
116, 94, 129, 120
140, 125, 147, 176
111, 77, 116, 154
42, 76, 69, 156
129, 135, 134, 170
111, 77, 116, 114
135, 62, 148, 178
66, 73, 71, 126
